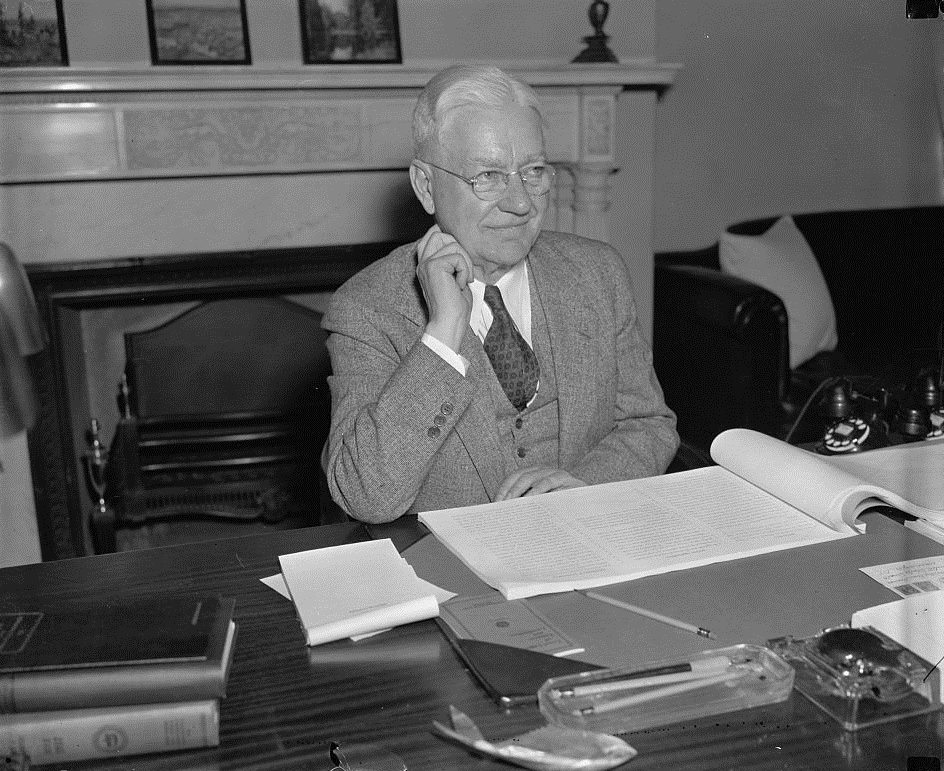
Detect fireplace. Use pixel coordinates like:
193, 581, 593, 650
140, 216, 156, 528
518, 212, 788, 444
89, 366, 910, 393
26, 241, 407, 558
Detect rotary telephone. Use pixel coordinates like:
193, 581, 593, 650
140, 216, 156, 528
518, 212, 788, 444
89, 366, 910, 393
813, 369, 944, 455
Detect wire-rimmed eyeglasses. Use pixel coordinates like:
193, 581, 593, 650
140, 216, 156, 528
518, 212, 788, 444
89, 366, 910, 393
420, 160, 556, 201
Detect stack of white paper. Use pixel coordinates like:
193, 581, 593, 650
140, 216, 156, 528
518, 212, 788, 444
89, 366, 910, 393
268, 539, 447, 646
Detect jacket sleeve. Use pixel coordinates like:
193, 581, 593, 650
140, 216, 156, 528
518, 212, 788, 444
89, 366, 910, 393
321, 286, 482, 523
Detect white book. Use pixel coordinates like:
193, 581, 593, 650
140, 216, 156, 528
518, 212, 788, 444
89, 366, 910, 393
0, 699, 218, 766
817, 437, 944, 523
278, 539, 440, 646
419, 429, 944, 601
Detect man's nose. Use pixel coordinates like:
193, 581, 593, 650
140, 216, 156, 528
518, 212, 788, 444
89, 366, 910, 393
497, 173, 532, 214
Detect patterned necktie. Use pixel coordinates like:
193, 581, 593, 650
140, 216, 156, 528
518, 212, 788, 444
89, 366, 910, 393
482, 284, 540, 412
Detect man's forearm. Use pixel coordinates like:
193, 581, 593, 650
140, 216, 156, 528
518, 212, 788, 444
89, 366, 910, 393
324, 335, 478, 523
568, 414, 679, 484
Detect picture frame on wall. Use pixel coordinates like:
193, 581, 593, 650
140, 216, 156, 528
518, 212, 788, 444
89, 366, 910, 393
145, 0, 252, 65
0, 0, 69, 67
299, 0, 401, 64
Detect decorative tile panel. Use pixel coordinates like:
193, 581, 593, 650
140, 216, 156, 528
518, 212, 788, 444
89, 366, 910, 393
580, 92, 615, 162
123, 103, 366, 172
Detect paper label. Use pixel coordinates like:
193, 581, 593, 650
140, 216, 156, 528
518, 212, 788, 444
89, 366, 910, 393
859, 555, 944, 597
439, 593, 583, 656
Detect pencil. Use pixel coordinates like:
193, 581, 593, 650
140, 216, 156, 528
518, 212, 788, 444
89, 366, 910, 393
555, 655, 733, 698
578, 589, 716, 640
576, 670, 742, 715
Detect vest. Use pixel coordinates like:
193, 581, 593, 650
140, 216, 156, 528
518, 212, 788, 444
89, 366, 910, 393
484, 271, 561, 479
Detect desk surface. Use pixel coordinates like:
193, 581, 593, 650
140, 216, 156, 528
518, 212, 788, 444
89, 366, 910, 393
2, 516, 943, 770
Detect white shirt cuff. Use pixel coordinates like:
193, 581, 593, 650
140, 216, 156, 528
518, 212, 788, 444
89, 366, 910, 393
422, 332, 469, 375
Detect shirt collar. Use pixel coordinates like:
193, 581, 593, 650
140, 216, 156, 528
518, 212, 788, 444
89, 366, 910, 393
469, 259, 531, 344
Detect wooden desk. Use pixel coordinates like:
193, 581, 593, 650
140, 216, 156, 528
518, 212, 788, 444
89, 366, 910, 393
2, 519, 943, 770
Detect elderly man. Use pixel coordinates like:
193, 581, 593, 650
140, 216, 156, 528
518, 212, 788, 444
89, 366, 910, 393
323, 64, 678, 523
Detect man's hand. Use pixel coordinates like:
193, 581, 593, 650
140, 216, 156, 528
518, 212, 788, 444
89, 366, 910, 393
495, 466, 586, 501
416, 225, 474, 353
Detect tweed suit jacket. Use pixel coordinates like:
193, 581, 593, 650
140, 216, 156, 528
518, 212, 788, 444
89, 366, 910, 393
322, 230, 679, 523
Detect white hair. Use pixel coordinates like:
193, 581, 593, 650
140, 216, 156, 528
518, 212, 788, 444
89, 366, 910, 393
412, 64, 544, 158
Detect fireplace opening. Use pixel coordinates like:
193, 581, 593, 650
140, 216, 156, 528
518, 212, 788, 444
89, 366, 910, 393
27, 241, 400, 559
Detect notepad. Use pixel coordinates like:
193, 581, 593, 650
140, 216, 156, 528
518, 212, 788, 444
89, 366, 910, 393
275, 539, 443, 646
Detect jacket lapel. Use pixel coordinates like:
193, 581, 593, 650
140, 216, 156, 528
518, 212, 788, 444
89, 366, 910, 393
453, 329, 507, 498
529, 238, 597, 465
388, 246, 429, 329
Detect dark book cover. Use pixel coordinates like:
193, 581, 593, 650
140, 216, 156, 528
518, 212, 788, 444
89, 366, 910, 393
436, 618, 602, 706
0, 596, 236, 712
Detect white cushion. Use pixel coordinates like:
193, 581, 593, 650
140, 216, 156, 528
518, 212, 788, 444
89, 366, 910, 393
719, 215, 838, 369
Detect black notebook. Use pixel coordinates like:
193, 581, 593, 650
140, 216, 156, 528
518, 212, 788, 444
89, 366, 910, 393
0, 595, 228, 669
0, 595, 236, 712
436, 618, 602, 706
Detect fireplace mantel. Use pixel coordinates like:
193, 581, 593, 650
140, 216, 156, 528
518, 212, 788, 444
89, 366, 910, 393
1, 60, 678, 252
0, 60, 679, 94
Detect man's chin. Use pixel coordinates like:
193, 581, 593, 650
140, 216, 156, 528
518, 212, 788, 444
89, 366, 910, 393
488, 230, 539, 260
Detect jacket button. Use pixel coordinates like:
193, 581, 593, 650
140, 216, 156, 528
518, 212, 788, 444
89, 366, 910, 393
441, 402, 454, 415
517, 447, 527, 458
427, 426, 441, 438
434, 414, 446, 426
515, 418, 523, 429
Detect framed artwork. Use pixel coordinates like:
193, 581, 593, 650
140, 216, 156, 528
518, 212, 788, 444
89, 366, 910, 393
299, 0, 401, 64
145, 0, 251, 65
0, 0, 68, 67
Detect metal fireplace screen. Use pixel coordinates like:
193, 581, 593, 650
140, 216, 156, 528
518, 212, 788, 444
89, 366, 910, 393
91, 296, 336, 552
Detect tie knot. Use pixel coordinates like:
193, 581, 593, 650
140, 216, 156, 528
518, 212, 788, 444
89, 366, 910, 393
483, 284, 505, 314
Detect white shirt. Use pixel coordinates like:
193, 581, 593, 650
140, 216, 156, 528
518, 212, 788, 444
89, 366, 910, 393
422, 259, 532, 374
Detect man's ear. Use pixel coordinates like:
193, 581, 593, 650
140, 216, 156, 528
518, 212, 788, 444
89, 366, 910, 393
409, 161, 436, 215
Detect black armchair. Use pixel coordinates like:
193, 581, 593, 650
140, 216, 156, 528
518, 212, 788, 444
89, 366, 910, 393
653, 206, 944, 459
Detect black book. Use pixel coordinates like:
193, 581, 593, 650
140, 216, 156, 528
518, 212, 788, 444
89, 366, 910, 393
0, 595, 236, 713
436, 618, 602, 707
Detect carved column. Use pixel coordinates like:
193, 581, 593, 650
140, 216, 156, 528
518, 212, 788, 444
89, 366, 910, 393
568, 87, 620, 242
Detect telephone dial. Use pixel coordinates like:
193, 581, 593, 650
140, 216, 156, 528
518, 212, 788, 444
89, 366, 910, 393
813, 370, 944, 455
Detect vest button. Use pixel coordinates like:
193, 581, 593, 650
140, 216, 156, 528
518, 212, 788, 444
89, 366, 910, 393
517, 447, 527, 458
427, 426, 441, 438
515, 418, 523, 429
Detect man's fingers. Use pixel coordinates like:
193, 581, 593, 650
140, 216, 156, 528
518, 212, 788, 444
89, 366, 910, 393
523, 471, 583, 496
497, 467, 552, 500
495, 469, 526, 501
418, 234, 453, 263
421, 240, 474, 286
417, 226, 457, 264
417, 224, 444, 256
496, 467, 586, 500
